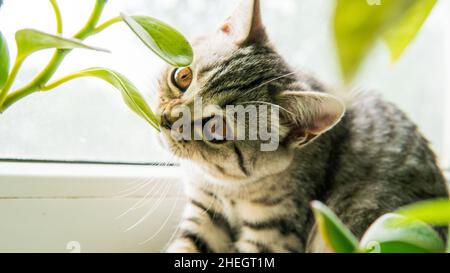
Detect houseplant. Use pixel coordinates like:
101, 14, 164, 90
0, 0, 194, 130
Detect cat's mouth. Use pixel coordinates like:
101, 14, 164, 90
201, 116, 229, 144
160, 114, 230, 145
209, 138, 227, 144
158, 132, 188, 157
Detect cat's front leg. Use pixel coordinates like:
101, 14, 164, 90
234, 221, 304, 253
233, 199, 307, 253
166, 189, 235, 253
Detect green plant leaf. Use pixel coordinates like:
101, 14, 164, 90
382, 0, 437, 61
334, 0, 435, 82
15, 29, 109, 60
121, 14, 193, 67
44, 68, 160, 130
360, 213, 445, 253
0, 31, 10, 89
311, 201, 359, 253
448, 229, 450, 253
396, 198, 450, 226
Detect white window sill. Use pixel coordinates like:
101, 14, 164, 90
0, 161, 185, 253
0, 161, 184, 198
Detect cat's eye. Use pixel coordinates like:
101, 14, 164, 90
171, 67, 193, 92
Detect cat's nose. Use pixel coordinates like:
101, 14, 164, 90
160, 112, 173, 130
160, 100, 183, 130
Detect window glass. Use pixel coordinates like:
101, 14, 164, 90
0, 0, 448, 165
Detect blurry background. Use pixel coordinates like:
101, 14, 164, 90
0, 0, 449, 167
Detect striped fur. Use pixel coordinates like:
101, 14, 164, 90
158, 0, 449, 253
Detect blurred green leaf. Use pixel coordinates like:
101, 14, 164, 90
360, 213, 445, 253
121, 14, 193, 67
383, 0, 436, 61
448, 230, 450, 253
334, 0, 436, 81
0, 31, 9, 89
46, 68, 160, 130
311, 201, 359, 253
396, 198, 450, 226
15, 29, 109, 60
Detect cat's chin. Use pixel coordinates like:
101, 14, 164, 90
204, 167, 251, 184
157, 133, 191, 159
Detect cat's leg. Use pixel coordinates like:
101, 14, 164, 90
233, 198, 308, 253
166, 187, 235, 253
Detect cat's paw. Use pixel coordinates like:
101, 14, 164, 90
166, 239, 200, 253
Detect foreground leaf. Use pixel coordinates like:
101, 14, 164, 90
396, 199, 450, 226
15, 29, 108, 60
45, 68, 160, 130
382, 0, 437, 61
311, 201, 359, 253
334, 0, 435, 81
0, 31, 9, 88
448, 231, 450, 253
334, 0, 399, 81
121, 14, 193, 67
360, 213, 445, 253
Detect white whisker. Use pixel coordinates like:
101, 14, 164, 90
125, 181, 173, 232
112, 179, 152, 199
240, 100, 294, 116
247, 71, 297, 93
139, 181, 183, 245
115, 179, 165, 219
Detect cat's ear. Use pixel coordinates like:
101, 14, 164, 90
278, 91, 346, 148
219, 0, 267, 45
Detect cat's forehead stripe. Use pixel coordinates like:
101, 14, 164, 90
201, 45, 295, 97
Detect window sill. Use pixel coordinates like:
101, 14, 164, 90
0, 161, 183, 199
0, 161, 185, 253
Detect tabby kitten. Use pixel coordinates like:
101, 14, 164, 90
156, 0, 449, 253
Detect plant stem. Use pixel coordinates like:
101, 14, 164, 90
0, 0, 108, 113
0, 57, 25, 107
40, 73, 84, 91
92, 16, 122, 35
73, 0, 107, 39
40, 72, 160, 130
50, 0, 63, 34
0, 52, 67, 111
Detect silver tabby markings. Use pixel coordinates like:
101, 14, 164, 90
156, 0, 449, 253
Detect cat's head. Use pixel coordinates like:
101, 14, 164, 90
156, 0, 345, 183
